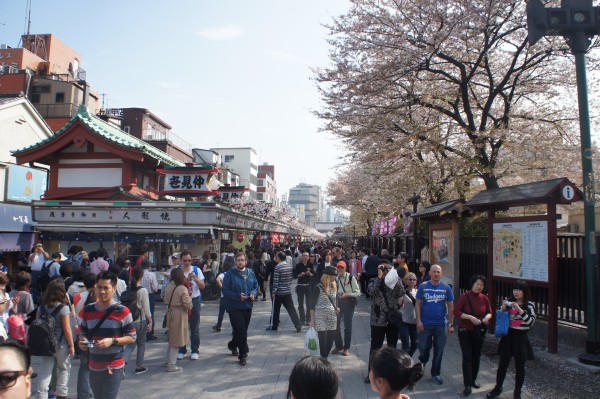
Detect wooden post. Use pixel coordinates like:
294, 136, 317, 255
548, 203, 558, 353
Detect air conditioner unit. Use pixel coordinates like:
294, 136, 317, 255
146, 134, 153, 140
0, 44, 7, 49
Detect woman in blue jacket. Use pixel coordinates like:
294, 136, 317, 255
221, 252, 258, 366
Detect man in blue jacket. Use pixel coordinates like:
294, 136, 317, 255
222, 252, 258, 366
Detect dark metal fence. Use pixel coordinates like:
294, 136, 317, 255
459, 235, 588, 327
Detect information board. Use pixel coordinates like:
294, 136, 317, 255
492, 220, 548, 282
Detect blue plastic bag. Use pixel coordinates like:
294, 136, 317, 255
494, 309, 509, 337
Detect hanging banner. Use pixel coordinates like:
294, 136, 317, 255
157, 167, 220, 196
218, 186, 250, 201
380, 218, 388, 235
388, 216, 397, 234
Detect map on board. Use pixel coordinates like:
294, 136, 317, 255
492, 221, 548, 282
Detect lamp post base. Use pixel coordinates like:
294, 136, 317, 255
578, 341, 600, 366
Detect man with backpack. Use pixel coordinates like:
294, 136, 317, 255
332, 260, 362, 356
178, 251, 205, 360
78, 271, 136, 399
38, 252, 59, 298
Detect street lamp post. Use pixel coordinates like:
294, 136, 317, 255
410, 192, 421, 264
528, 0, 600, 365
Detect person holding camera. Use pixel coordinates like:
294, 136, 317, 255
364, 260, 404, 384
454, 274, 492, 396
331, 260, 361, 356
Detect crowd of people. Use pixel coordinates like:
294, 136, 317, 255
0, 241, 537, 398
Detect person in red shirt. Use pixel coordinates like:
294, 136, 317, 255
453, 274, 492, 396
135, 250, 149, 268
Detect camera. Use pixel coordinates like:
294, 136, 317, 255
82, 339, 95, 349
504, 301, 513, 308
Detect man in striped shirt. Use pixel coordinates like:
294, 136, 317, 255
267, 251, 302, 332
79, 271, 136, 399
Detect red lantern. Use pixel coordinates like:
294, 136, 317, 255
237, 233, 245, 242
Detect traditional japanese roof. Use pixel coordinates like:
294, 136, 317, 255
11, 105, 184, 167
412, 198, 467, 219
467, 178, 581, 209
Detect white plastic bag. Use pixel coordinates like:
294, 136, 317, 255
304, 327, 320, 356
384, 268, 399, 289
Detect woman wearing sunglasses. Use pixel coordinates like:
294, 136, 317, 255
0, 339, 33, 399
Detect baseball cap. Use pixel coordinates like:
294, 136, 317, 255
172, 252, 181, 259
336, 261, 347, 268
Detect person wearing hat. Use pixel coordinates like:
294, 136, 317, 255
364, 260, 405, 383
308, 265, 340, 359
331, 260, 361, 356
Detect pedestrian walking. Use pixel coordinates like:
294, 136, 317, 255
332, 260, 361, 356
486, 280, 536, 399
267, 252, 302, 332
139, 259, 158, 341
30, 279, 75, 399
399, 272, 419, 356
308, 265, 339, 359
78, 271, 136, 399
364, 261, 404, 383
454, 274, 492, 396
212, 260, 232, 332
177, 251, 205, 360
221, 252, 258, 366
294, 252, 315, 326
122, 267, 153, 375
416, 264, 454, 385
163, 268, 193, 372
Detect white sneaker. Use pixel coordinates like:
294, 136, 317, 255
177, 353, 185, 360
190, 353, 199, 360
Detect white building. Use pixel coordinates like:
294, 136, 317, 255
288, 183, 323, 227
210, 147, 258, 198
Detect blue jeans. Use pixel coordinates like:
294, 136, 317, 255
89, 368, 124, 399
418, 324, 447, 377
77, 351, 92, 399
180, 297, 201, 354
216, 298, 226, 328
399, 322, 419, 356
334, 300, 356, 350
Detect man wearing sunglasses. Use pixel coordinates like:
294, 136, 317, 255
0, 339, 33, 399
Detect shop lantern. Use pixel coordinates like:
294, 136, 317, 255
237, 233, 245, 242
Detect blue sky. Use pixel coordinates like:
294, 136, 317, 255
0, 0, 351, 200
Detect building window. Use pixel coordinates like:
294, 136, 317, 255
55, 92, 65, 103
257, 193, 264, 201
224, 155, 235, 162
31, 94, 40, 103
257, 179, 264, 187
124, 126, 130, 133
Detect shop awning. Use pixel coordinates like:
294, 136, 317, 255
0, 232, 36, 252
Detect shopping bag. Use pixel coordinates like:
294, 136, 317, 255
494, 309, 509, 338
304, 327, 320, 356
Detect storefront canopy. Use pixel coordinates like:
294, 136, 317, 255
0, 203, 36, 252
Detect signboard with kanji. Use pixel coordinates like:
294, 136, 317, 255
157, 168, 220, 196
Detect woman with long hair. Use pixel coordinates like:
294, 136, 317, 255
31, 279, 74, 399
486, 280, 536, 399
8, 271, 35, 317
369, 347, 424, 399
416, 261, 431, 286
123, 267, 152, 374
308, 266, 339, 359
399, 272, 419, 357
454, 274, 492, 396
163, 268, 192, 372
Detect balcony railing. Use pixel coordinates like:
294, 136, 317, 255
141, 128, 192, 151
33, 103, 78, 119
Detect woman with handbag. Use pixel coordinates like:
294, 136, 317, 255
486, 280, 536, 399
308, 265, 339, 359
454, 274, 492, 396
163, 268, 192, 372
364, 261, 404, 384
399, 272, 419, 356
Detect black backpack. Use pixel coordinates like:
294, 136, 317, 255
27, 304, 65, 356
38, 261, 54, 291
120, 288, 140, 321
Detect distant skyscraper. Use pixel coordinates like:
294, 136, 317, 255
288, 183, 323, 227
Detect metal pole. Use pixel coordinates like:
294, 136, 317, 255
411, 193, 420, 264
571, 31, 600, 365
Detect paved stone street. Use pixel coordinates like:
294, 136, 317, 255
65, 289, 535, 398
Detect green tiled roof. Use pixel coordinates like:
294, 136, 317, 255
11, 105, 185, 167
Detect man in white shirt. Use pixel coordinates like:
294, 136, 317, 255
178, 251, 205, 360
